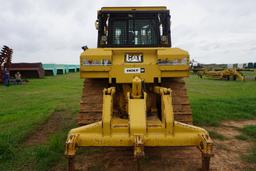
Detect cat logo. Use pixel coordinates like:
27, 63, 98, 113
125, 53, 143, 63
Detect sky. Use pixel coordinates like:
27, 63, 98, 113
0, 0, 255, 64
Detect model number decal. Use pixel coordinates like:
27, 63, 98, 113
124, 68, 145, 74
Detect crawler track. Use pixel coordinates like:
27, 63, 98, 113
78, 79, 108, 125
78, 78, 192, 125
161, 78, 192, 124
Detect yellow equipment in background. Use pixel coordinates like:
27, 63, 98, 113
65, 6, 213, 171
197, 68, 245, 81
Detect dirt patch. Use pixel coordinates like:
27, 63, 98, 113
24, 110, 71, 146
207, 119, 256, 171
222, 120, 256, 128
52, 147, 201, 171
52, 120, 256, 171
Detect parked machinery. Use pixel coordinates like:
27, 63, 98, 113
0, 45, 12, 83
65, 7, 213, 171
197, 68, 245, 81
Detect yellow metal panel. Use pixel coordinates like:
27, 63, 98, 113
80, 66, 111, 71
162, 94, 174, 135
111, 118, 129, 134
128, 92, 147, 135
102, 95, 111, 136
101, 6, 167, 11
111, 118, 128, 125
110, 65, 160, 83
80, 47, 190, 81
80, 72, 109, 78
102, 88, 115, 136
67, 121, 210, 147
131, 76, 143, 98
74, 133, 202, 146
81, 48, 112, 60
157, 48, 189, 59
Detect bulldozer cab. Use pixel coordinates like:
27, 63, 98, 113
80, 7, 190, 84
97, 7, 171, 47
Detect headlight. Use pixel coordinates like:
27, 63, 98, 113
157, 57, 187, 65
82, 59, 112, 66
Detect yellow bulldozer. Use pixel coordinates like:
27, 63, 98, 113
65, 6, 213, 171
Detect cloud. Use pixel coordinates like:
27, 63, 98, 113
0, 0, 255, 64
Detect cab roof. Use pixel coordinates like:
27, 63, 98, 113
100, 6, 167, 11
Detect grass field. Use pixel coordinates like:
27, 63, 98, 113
0, 73, 82, 170
187, 75, 256, 126
241, 125, 256, 163
0, 73, 255, 170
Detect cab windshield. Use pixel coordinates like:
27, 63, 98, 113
111, 19, 157, 45
97, 11, 171, 47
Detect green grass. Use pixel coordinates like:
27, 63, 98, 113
244, 148, 256, 164
0, 74, 82, 143
242, 125, 256, 140
0, 73, 82, 170
241, 71, 256, 77
0, 73, 256, 170
235, 134, 249, 141
33, 130, 71, 171
186, 75, 256, 126
208, 131, 226, 140
240, 125, 256, 163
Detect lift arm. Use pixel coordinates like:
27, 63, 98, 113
102, 87, 116, 136
154, 86, 174, 135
